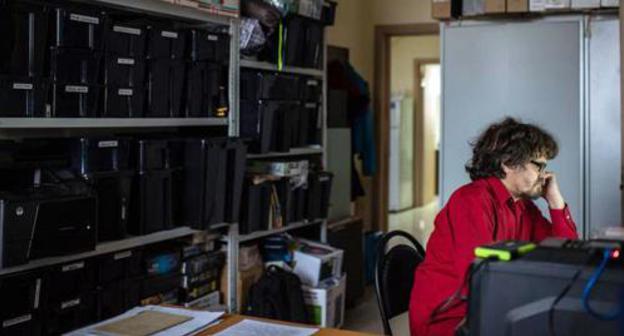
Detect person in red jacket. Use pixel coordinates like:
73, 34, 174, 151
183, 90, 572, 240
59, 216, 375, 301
409, 118, 578, 336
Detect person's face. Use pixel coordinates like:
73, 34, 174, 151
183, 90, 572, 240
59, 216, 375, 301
502, 156, 548, 200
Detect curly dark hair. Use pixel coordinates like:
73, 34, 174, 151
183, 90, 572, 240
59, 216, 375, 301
465, 117, 559, 181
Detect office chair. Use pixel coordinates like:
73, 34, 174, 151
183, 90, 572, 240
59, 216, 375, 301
374, 230, 426, 335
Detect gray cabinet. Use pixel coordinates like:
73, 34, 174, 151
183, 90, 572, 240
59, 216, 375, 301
440, 16, 620, 237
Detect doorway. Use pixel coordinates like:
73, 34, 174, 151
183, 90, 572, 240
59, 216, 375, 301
374, 24, 440, 245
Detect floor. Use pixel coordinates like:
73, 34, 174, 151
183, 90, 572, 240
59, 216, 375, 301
342, 199, 441, 335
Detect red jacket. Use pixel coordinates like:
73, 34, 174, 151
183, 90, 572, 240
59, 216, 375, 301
409, 177, 578, 336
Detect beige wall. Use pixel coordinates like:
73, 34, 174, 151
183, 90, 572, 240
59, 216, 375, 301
390, 35, 440, 97
326, 0, 375, 83
372, 0, 434, 25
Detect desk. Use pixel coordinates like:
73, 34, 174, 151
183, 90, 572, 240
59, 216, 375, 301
196, 314, 379, 336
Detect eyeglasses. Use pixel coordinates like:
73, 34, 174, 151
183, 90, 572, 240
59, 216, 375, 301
529, 160, 547, 173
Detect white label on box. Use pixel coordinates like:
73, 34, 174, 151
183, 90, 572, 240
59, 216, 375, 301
207, 34, 219, 41
162, 31, 179, 39
305, 103, 317, 109
3, 314, 32, 328
65, 85, 89, 94
70, 14, 100, 25
62, 261, 85, 272
307, 80, 319, 86
114, 250, 132, 260
118, 88, 134, 96
113, 25, 142, 35
118, 57, 135, 65
530, 0, 547, 10
98, 140, 118, 148
61, 298, 81, 310
545, 0, 570, 8
12, 83, 33, 90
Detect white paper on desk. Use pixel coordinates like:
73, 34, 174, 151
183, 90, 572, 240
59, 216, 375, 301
214, 319, 319, 336
65, 305, 224, 336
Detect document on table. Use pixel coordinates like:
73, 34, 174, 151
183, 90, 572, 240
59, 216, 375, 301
65, 305, 224, 336
214, 319, 319, 336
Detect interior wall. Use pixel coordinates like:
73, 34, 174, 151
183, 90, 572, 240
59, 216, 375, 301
371, 0, 435, 25
390, 35, 440, 96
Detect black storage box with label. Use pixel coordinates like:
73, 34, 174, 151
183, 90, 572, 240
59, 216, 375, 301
70, 137, 131, 174
96, 277, 141, 320
105, 21, 146, 57
51, 83, 104, 117
0, 270, 43, 336
104, 55, 145, 88
128, 169, 173, 235
303, 18, 323, 69
305, 171, 333, 220
271, 102, 297, 153
184, 62, 220, 118
239, 179, 271, 235
304, 102, 321, 145
103, 86, 144, 118
240, 100, 276, 154
241, 71, 300, 101
0, 193, 97, 267
51, 7, 105, 50
188, 30, 230, 63
0, 0, 49, 78
96, 249, 143, 286
134, 139, 169, 171
224, 139, 247, 223
146, 58, 184, 117
146, 23, 185, 60
183, 138, 226, 230
49, 48, 102, 85
90, 171, 134, 241
45, 259, 96, 304
301, 77, 321, 102
43, 291, 96, 335
0, 76, 49, 117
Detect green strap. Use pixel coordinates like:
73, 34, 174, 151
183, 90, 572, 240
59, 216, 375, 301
278, 20, 284, 71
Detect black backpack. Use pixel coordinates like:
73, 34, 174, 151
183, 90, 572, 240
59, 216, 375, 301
245, 265, 310, 324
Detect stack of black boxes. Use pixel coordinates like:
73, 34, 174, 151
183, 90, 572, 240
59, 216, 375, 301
0, 0, 49, 117
49, 4, 105, 117
129, 139, 174, 235
102, 15, 146, 117
70, 137, 133, 242
0, 0, 231, 119
240, 71, 322, 154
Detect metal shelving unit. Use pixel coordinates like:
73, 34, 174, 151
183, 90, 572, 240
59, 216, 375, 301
237, 219, 325, 243
0, 118, 228, 129
246, 147, 324, 159
240, 59, 324, 77
0, 227, 199, 276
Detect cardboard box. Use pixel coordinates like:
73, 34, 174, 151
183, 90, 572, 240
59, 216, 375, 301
571, 0, 600, 7
530, 0, 547, 10
432, 0, 462, 19
302, 275, 347, 328
293, 239, 344, 287
601, 0, 619, 6
485, 0, 506, 12
463, 0, 486, 16
220, 262, 264, 311
508, 0, 529, 12
544, 0, 571, 9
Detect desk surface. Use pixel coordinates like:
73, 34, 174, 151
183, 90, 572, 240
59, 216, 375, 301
197, 314, 379, 336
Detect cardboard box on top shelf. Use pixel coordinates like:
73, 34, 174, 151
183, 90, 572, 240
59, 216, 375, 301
463, 0, 486, 16
485, 0, 506, 13
432, 0, 462, 19
507, 0, 529, 12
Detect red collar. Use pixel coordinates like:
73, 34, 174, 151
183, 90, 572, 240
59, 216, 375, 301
485, 177, 527, 211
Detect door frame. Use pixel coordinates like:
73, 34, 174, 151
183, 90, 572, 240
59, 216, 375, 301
373, 23, 439, 232
413, 58, 440, 208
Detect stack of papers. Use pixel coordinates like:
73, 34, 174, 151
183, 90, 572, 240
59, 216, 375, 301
214, 319, 319, 336
65, 306, 224, 336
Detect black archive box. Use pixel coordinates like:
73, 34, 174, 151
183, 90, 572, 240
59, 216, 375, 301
240, 100, 276, 154
0, 76, 49, 117
0, 270, 43, 336
145, 58, 184, 118
49, 48, 102, 85
105, 20, 146, 57
188, 30, 230, 63
239, 179, 272, 235
146, 23, 186, 60
184, 62, 220, 118
51, 83, 104, 117
51, 6, 105, 50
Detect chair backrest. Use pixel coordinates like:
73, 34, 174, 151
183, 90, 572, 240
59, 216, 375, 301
374, 230, 426, 336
